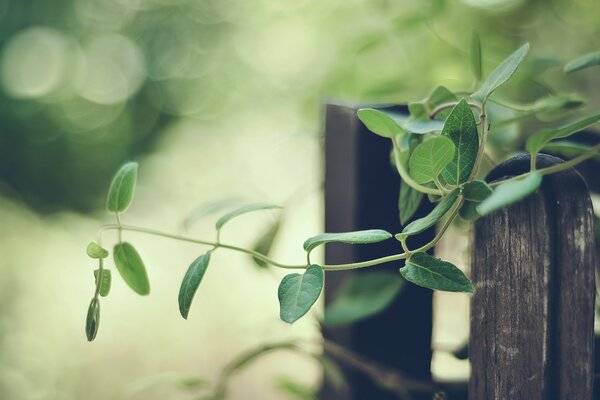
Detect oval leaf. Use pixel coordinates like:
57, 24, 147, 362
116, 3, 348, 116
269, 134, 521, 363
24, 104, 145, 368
303, 229, 392, 253
441, 99, 479, 185
106, 161, 138, 213
525, 113, 600, 156
471, 29, 482, 82
396, 188, 460, 241
472, 43, 529, 103
409, 136, 455, 184
357, 108, 404, 138
564, 50, 600, 73
178, 251, 212, 319
113, 242, 150, 295
400, 252, 473, 293
278, 264, 324, 324
399, 180, 424, 225
87, 242, 109, 259
324, 272, 404, 326
216, 203, 280, 230
477, 172, 542, 216
462, 180, 492, 202
85, 298, 100, 342
94, 269, 112, 297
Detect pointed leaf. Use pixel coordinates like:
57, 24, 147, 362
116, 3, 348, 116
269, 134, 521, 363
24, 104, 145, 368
399, 180, 423, 225
106, 161, 138, 213
251, 217, 282, 268
303, 229, 392, 253
472, 43, 529, 103
440, 99, 479, 185
113, 242, 150, 295
278, 265, 323, 324
216, 203, 281, 230
400, 252, 473, 292
94, 269, 112, 297
87, 242, 109, 259
525, 113, 600, 155
462, 180, 492, 202
477, 172, 542, 216
178, 251, 212, 319
396, 188, 460, 241
471, 29, 482, 82
85, 298, 100, 342
564, 51, 600, 73
357, 108, 404, 138
324, 272, 404, 326
409, 136, 455, 184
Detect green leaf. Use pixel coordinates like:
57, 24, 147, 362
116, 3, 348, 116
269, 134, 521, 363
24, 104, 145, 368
409, 136, 455, 184
113, 242, 150, 295
106, 161, 138, 213
472, 43, 529, 103
400, 252, 474, 293
278, 265, 323, 324
216, 203, 281, 230
275, 377, 317, 400
396, 188, 460, 241
477, 172, 542, 216
251, 217, 282, 268
87, 242, 109, 259
182, 197, 243, 230
399, 180, 423, 225
324, 272, 404, 326
85, 298, 100, 342
440, 99, 479, 185
357, 108, 404, 138
178, 251, 212, 319
303, 229, 392, 253
564, 50, 600, 73
409, 86, 457, 120
525, 113, 600, 156
459, 200, 481, 221
542, 141, 600, 161
404, 119, 445, 134
94, 269, 112, 297
471, 29, 482, 82
462, 180, 492, 202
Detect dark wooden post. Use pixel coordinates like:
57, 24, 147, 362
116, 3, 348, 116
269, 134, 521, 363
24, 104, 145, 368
322, 103, 436, 400
470, 154, 596, 400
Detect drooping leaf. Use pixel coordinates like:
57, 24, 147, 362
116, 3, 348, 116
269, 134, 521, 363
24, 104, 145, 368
543, 141, 600, 161
459, 200, 481, 221
400, 252, 474, 293
278, 265, 324, 324
462, 180, 493, 202
396, 188, 460, 241
87, 242, 109, 259
564, 51, 600, 73
440, 99, 479, 185
357, 108, 404, 138
106, 161, 138, 213
251, 217, 282, 268
303, 229, 392, 253
182, 197, 243, 230
85, 298, 100, 342
399, 180, 423, 225
525, 113, 600, 156
324, 272, 404, 326
477, 172, 542, 216
216, 203, 281, 230
409, 136, 455, 184
470, 29, 482, 82
94, 269, 112, 297
113, 242, 150, 295
472, 43, 529, 103
178, 251, 212, 319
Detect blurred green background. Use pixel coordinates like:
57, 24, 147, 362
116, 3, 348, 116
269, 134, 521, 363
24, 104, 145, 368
0, 0, 599, 399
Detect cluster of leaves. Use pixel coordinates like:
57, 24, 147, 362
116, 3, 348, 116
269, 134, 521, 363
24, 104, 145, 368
85, 39, 600, 344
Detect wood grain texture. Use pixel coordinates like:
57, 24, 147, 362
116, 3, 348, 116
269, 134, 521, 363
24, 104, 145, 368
469, 154, 595, 400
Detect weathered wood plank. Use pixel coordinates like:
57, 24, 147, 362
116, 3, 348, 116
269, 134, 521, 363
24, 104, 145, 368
469, 154, 595, 400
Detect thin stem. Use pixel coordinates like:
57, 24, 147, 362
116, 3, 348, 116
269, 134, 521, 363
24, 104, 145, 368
429, 101, 483, 119
392, 137, 443, 196
413, 196, 463, 254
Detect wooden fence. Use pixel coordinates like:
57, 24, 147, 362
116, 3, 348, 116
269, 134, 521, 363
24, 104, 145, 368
321, 103, 596, 400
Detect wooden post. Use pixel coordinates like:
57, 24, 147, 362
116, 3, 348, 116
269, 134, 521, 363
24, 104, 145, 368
322, 103, 435, 400
469, 153, 595, 400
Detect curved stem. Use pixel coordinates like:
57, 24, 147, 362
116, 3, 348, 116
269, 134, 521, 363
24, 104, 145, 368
412, 196, 463, 254
392, 137, 443, 196
429, 101, 483, 119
